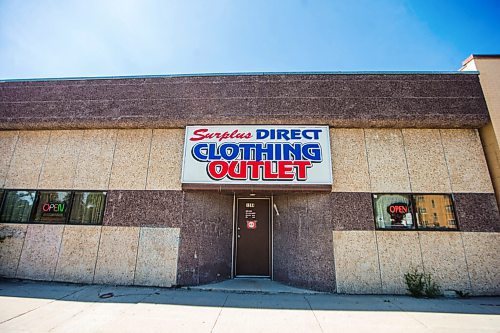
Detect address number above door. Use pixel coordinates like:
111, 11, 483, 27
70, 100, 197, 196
181, 125, 333, 191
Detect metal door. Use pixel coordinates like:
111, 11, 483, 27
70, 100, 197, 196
235, 198, 270, 276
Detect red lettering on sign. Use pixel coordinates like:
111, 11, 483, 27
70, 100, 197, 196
206, 160, 313, 181
388, 204, 408, 214
227, 161, 247, 180
207, 161, 229, 180
190, 129, 253, 142
247, 161, 263, 180
294, 161, 311, 180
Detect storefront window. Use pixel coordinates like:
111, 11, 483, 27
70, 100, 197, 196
373, 194, 414, 229
32, 191, 72, 223
414, 194, 457, 230
0, 189, 106, 225
0, 190, 36, 223
69, 192, 106, 224
373, 193, 458, 231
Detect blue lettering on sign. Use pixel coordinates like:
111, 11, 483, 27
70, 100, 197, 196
192, 142, 322, 162
256, 129, 321, 140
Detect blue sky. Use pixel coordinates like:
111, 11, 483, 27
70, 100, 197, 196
0, 0, 499, 79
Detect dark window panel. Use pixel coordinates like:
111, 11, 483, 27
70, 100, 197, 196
0, 190, 36, 223
69, 192, 106, 225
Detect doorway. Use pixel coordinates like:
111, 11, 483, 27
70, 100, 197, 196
234, 197, 271, 277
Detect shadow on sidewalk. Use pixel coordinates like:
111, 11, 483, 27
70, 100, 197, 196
0, 278, 499, 315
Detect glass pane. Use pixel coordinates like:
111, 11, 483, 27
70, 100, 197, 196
414, 194, 457, 229
69, 192, 106, 225
0, 190, 36, 223
373, 194, 414, 229
33, 191, 72, 223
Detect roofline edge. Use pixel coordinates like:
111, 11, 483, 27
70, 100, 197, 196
0, 71, 481, 83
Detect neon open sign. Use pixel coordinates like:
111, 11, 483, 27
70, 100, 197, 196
387, 203, 409, 215
42, 202, 66, 213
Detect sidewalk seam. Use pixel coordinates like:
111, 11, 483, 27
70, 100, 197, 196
210, 294, 229, 333
304, 296, 324, 333
0, 284, 90, 325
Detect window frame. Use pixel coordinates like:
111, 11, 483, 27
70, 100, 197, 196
0, 189, 107, 226
0, 189, 4, 209
412, 193, 459, 231
68, 190, 107, 225
372, 193, 459, 231
372, 193, 416, 230
0, 189, 38, 224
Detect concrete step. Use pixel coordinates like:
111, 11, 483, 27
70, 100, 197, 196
187, 278, 324, 294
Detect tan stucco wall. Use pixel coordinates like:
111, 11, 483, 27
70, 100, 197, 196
3, 222, 497, 295
0, 129, 185, 191
0, 128, 493, 193
0, 224, 180, 287
330, 128, 493, 193
333, 230, 499, 295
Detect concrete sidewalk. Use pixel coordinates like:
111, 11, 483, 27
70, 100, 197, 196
0, 279, 499, 333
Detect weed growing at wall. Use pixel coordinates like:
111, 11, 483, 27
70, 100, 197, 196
453, 289, 471, 298
422, 273, 441, 298
404, 268, 442, 298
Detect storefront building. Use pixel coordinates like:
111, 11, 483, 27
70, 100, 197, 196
0, 72, 499, 294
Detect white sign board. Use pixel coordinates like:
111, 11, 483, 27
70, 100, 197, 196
181, 125, 333, 189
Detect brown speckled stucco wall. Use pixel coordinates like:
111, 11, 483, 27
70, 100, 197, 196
272, 192, 379, 292
177, 192, 233, 285
331, 192, 375, 230
273, 193, 336, 292
103, 190, 184, 228
0, 74, 489, 130
454, 193, 500, 232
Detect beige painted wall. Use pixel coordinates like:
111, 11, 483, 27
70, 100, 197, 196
480, 123, 500, 204
0, 128, 493, 193
462, 57, 500, 205
471, 58, 500, 145
0, 224, 180, 287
